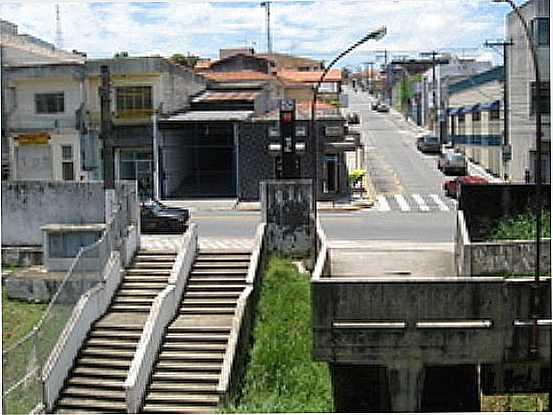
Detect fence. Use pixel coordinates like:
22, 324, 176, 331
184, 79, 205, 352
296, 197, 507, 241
2, 202, 130, 414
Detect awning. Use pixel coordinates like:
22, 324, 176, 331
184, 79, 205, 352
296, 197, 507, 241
325, 141, 357, 152
459, 104, 480, 114
160, 110, 254, 123
480, 100, 500, 110
448, 108, 461, 116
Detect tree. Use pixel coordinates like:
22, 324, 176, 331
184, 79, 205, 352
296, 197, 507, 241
170, 53, 200, 68
114, 51, 129, 58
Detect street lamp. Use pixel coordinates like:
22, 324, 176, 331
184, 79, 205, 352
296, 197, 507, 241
311, 26, 386, 239
492, 0, 544, 357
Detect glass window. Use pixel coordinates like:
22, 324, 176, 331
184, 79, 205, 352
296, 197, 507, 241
530, 81, 550, 115
490, 109, 500, 120
472, 112, 481, 122
62, 161, 74, 181
62, 145, 73, 160
458, 114, 465, 123
35, 93, 64, 114
533, 17, 550, 47
116, 86, 152, 112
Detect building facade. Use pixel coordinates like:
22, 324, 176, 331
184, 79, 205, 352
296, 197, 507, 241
506, 0, 550, 183
447, 66, 505, 178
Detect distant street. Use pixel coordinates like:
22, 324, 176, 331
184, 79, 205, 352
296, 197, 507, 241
190, 87, 460, 243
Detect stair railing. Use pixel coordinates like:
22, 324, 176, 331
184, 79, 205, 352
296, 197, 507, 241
124, 224, 198, 413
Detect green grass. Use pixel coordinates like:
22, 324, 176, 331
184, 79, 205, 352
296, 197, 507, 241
225, 257, 333, 413
481, 394, 549, 412
2, 291, 48, 414
488, 210, 551, 241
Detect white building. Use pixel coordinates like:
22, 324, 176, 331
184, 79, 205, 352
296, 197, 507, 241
505, 0, 550, 183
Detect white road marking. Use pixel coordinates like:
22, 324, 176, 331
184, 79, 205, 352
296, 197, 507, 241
429, 194, 450, 211
394, 194, 411, 212
376, 195, 391, 212
412, 194, 430, 212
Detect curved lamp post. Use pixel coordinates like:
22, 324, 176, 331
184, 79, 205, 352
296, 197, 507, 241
311, 26, 386, 235
492, 0, 543, 357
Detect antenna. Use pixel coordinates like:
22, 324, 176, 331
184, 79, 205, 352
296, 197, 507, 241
55, 4, 63, 49
260, 2, 272, 54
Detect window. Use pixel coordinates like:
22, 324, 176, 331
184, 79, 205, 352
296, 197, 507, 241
324, 154, 339, 193
35, 92, 64, 114
490, 109, 500, 120
457, 114, 465, 123
532, 17, 549, 47
472, 111, 481, 122
61, 145, 74, 181
116, 86, 152, 115
530, 81, 550, 115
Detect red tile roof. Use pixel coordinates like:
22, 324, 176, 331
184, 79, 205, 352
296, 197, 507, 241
199, 70, 273, 82
192, 90, 261, 103
277, 69, 342, 83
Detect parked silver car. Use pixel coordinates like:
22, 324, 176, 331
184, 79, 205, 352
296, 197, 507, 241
416, 135, 441, 153
438, 151, 467, 176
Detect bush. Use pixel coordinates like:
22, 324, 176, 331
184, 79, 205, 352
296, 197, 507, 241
488, 210, 551, 240
348, 168, 366, 187
225, 257, 332, 413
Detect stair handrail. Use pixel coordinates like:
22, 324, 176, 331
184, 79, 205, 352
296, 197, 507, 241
312, 218, 328, 281
124, 223, 198, 413
246, 223, 266, 285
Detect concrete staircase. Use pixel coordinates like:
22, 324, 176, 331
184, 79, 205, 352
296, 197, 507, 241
54, 250, 177, 414
141, 250, 250, 414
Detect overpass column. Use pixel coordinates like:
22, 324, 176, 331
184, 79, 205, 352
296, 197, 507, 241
387, 363, 424, 412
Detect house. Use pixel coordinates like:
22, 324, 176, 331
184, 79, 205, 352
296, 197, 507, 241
505, 0, 550, 183
82, 57, 206, 198
1, 19, 85, 180
277, 69, 342, 103
256, 52, 323, 72
447, 66, 505, 178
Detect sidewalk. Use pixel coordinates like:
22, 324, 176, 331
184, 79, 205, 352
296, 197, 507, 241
236, 198, 373, 212
390, 108, 504, 184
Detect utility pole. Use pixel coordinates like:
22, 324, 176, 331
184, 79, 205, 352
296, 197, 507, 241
421, 51, 439, 139
55, 4, 63, 49
99, 65, 115, 218
260, 2, 272, 54
484, 39, 513, 179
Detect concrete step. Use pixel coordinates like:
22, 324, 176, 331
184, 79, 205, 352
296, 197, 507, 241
85, 338, 138, 349
110, 304, 152, 313
141, 403, 216, 414
118, 289, 161, 297
90, 329, 142, 340
155, 361, 222, 372
188, 276, 246, 284
62, 387, 125, 400
152, 371, 219, 382
81, 347, 135, 359
181, 298, 238, 307
162, 342, 226, 352
112, 297, 155, 304
72, 367, 128, 378
198, 251, 250, 257
121, 282, 166, 290
125, 269, 171, 277
124, 273, 170, 280
148, 382, 217, 393
67, 377, 124, 389
180, 307, 236, 315
183, 291, 241, 299
168, 326, 231, 334
145, 392, 219, 405
165, 333, 229, 343
191, 269, 247, 276
77, 357, 132, 368
158, 351, 224, 362
55, 397, 126, 412
133, 262, 175, 269
186, 281, 246, 293
193, 262, 249, 269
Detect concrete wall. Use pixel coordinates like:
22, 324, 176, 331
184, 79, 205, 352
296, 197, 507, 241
1, 181, 105, 246
260, 180, 314, 257
506, 0, 550, 183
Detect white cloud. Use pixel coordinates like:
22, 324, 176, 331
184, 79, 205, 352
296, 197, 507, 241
0, 0, 506, 65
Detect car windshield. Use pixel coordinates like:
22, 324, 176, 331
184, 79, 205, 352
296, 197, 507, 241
450, 154, 465, 161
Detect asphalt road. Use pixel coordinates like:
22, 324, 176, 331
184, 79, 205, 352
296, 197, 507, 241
188, 88, 459, 243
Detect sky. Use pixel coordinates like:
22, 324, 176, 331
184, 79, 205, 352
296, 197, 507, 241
0, 0, 517, 69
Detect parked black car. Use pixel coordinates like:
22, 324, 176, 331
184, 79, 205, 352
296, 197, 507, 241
140, 200, 189, 234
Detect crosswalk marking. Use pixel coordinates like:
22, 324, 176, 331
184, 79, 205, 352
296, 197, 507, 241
373, 193, 454, 213
412, 194, 430, 212
394, 194, 411, 212
376, 195, 391, 212
429, 194, 450, 212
